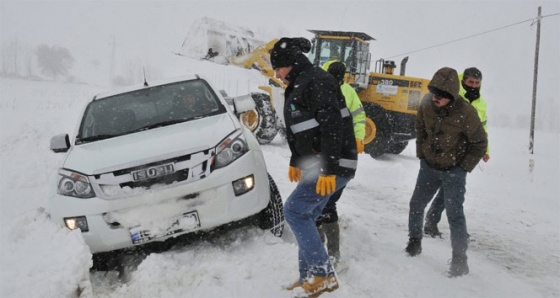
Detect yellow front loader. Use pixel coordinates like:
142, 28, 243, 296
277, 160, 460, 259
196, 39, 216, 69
179, 18, 429, 158
228, 30, 431, 158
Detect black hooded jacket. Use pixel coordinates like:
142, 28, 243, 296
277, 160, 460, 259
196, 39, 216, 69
283, 54, 357, 178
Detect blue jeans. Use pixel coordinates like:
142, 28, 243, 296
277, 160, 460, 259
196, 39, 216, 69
317, 186, 345, 223
408, 159, 469, 257
284, 169, 351, 281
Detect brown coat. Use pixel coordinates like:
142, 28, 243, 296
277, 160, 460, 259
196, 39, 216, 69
416, 67, 487, 172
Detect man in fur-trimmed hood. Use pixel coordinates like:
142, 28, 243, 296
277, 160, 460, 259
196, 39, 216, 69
405, 67, 487, 277
424, 66, 490, 239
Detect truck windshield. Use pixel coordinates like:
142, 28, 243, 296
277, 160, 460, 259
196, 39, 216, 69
76, 79, 227, 144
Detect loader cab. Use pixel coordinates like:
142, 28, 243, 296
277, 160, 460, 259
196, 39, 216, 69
308, 30, 374, 91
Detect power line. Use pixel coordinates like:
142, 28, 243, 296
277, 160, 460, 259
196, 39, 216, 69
384, 12, 560, 59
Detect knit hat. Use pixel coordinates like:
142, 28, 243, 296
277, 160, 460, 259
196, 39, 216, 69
270, 37, 311, 69
463, 67, 482, 80
327, 61, 346, 83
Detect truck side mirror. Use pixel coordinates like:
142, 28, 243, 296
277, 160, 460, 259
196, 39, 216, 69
232, 94, 256, 114
50, 134, 70, 153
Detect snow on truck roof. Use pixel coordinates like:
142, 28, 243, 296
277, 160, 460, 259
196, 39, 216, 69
91, 74, 204, 100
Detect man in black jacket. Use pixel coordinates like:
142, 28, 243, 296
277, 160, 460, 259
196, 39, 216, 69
270, 37, 357, 296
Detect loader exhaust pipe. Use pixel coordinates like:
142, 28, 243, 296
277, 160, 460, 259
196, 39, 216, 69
400, 56, 408, 76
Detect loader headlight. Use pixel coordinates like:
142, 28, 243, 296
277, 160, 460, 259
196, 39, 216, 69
213, 129, 248, 170
57, 169, 95, 198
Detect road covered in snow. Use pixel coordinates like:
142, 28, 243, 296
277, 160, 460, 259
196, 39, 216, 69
1, 74, 558, 297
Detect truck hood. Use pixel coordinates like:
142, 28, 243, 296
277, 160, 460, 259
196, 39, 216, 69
63, 113, 238, 175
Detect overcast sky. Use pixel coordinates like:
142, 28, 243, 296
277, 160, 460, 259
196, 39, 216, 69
1, 0, 559, 121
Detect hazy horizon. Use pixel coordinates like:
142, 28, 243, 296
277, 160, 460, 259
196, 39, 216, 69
1, 0, 559, 132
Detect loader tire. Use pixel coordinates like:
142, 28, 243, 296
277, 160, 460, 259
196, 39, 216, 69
362, 102, 392, 158
240, 92, 279, 144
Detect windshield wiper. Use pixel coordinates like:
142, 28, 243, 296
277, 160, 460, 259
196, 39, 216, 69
77, 120, 190, 144
132, 119, 188, 132
77, 134, 118, 144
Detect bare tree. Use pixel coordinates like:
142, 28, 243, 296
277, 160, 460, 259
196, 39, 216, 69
36, 44, 75, 80
1, 38, 21, 75
2, 38, 38, 77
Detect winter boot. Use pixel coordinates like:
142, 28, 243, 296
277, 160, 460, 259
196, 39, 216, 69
405, 238, 422, 256
424, 225, 443, 238
285, 279, 303, 291
299, 275, 339, 298
447, 255, 469, 277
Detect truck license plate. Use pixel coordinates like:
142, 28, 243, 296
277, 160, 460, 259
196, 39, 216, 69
130, 211, 200, 245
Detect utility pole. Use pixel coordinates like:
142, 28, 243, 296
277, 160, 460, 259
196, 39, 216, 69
109, 35, 116, 86
528, 6, 541, 177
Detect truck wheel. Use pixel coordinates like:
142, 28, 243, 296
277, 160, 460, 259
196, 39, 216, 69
362, 102, 392, 158
239, 92, 279, 144
257, 173, 284, 237
387, 140, 409, 154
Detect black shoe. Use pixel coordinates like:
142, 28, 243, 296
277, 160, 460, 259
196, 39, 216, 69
447, 255, 469, 277
424, 225, 443, 238
405, 238, 422, 256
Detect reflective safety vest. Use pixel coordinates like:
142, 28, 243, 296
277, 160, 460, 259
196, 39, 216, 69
458, 73, 489, 154
321, 58, 340, 72
341, 83, 366, 140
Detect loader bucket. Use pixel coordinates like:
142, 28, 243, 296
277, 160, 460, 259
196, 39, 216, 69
179, 17, 266, 63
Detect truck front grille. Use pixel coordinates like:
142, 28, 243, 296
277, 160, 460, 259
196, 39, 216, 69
91, 149, 214, 198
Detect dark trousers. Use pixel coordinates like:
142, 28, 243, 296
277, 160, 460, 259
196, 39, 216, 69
425, 189, 445, 228
408, 159, 469, 257
317, 186, 345, 261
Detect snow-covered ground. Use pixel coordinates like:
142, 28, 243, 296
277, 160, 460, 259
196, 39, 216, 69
0, 56, 559, 297
1, 1, 559, 296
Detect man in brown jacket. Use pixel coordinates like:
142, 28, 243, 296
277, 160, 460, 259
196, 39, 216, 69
405, 67, 487, 277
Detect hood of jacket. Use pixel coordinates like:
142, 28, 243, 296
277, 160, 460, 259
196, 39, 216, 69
427, 67, 460, 101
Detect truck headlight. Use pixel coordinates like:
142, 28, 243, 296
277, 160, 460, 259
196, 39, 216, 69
57, 169, 95, 198
213, 129, 248, 170
64, 216, 89, 232
232, 174, 254, 196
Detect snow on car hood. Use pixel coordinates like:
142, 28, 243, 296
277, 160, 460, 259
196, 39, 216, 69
63, 113, 238, 175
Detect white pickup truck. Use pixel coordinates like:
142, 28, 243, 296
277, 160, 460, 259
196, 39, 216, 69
49, 74, 284, 259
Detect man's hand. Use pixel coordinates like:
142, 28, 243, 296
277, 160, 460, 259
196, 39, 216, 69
288, 166, 302, 182
483, 154, 490, 162
356, 138, 364, 154
316, 175, 336, 196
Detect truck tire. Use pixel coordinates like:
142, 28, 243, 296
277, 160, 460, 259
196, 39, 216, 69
362, 102, 392, 158
257, 173, 285, 237
239, 92, 279, 144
